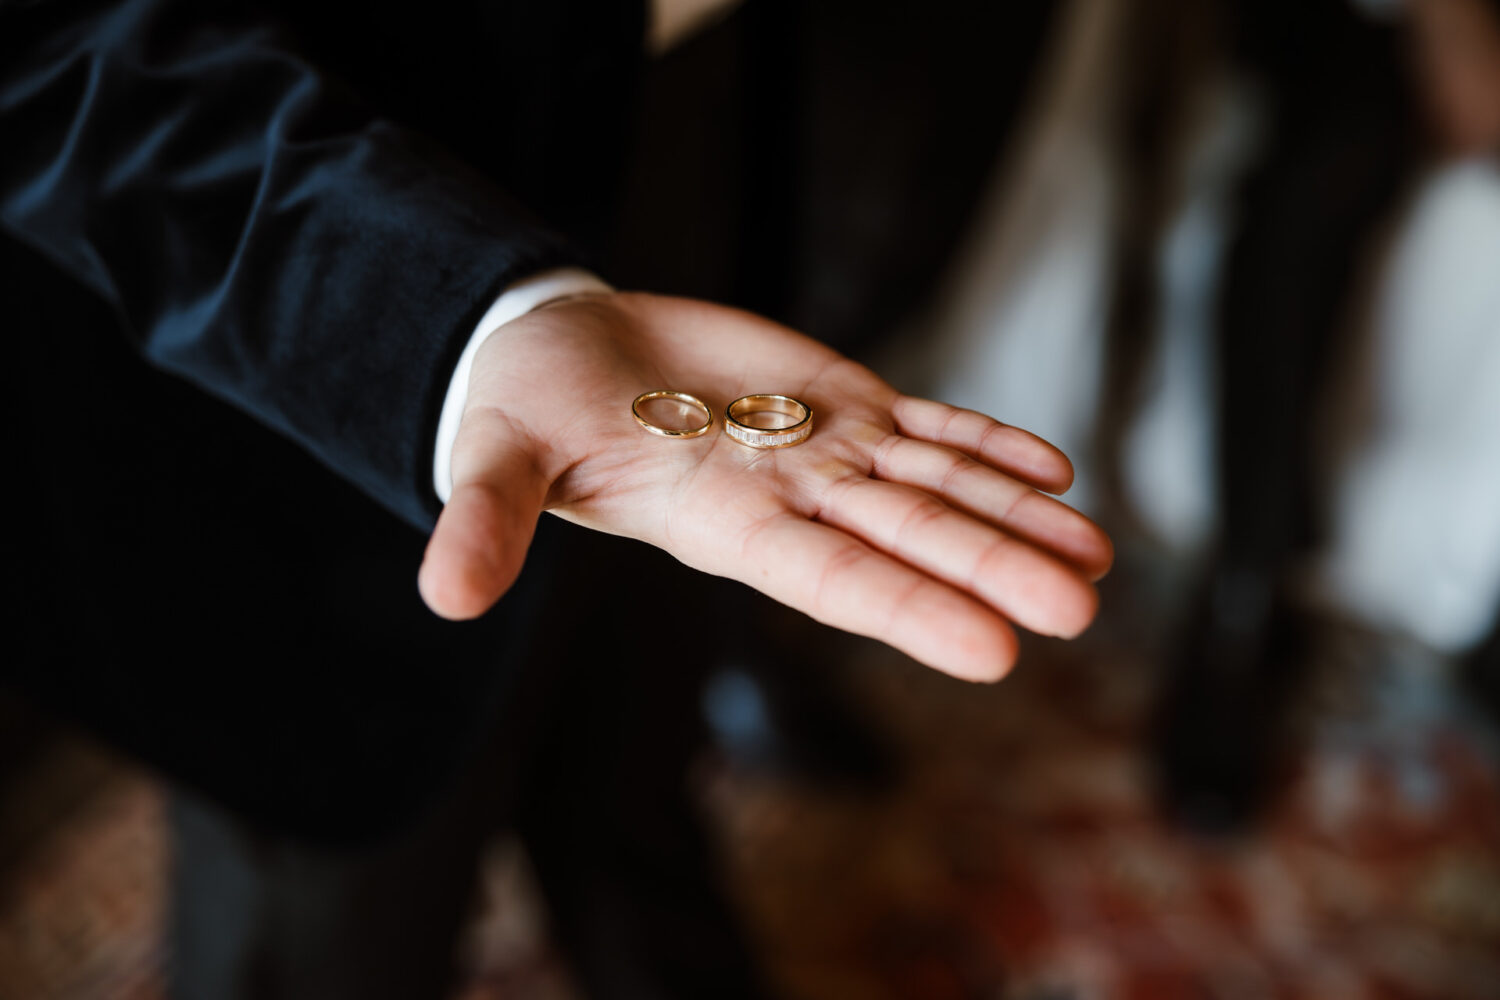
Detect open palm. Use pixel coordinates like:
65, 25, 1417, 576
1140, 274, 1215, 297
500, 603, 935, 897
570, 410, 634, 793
419, 291, 1112, 682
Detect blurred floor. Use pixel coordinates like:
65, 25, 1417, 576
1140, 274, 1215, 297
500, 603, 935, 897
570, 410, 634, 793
708, 630, 1500, 1000
2, 627, 1499, 1000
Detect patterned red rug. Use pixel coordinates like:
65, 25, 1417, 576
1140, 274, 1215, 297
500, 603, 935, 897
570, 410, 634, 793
707, 633, 1500, 1000
2, 627, 1497, 1000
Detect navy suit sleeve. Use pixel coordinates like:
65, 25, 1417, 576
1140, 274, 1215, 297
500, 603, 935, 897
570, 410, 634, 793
0, 0, 586, 530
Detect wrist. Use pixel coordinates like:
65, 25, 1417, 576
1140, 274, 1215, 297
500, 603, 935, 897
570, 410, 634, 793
433, 268, 615, 504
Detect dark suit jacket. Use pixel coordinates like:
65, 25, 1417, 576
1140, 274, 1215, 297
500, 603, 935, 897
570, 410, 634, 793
1, 0, 1054, 844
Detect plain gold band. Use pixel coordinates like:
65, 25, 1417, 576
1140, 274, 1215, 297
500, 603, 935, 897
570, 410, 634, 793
631, 389, 713, 438
724, 394, 813, 449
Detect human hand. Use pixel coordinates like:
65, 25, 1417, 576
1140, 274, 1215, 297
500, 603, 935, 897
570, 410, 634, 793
417, 291, 1112, 682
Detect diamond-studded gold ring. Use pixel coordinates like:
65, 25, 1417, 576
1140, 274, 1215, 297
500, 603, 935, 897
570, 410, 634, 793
724, 394, 813, 449
631, 390, 713, 438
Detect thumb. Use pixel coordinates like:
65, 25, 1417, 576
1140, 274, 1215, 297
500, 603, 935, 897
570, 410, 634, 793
418, 411, 548, 620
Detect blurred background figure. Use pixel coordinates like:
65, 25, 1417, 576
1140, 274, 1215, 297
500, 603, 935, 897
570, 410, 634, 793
5, 0, 1500, 998
905, 0, 1500, 832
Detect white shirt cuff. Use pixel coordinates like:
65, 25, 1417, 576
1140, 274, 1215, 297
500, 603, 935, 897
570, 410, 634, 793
433, 267, 615, 504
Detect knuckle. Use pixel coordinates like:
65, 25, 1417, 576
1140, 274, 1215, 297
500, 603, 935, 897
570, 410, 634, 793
894, 496, 949, 545
813, 543, 873, 612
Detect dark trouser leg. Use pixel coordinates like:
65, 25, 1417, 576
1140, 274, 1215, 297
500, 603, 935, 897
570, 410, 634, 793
168, 526, 776, 1000
513, 534, 775, 1000
166, 778, 503, 1000
1154, 4, 1414, 833
1461, 612, 1500, 728
161, 645, 540, 1000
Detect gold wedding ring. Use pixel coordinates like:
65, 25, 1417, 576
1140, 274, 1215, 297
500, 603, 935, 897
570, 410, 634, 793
724, 394, 813, 449
632, 390, 713, 438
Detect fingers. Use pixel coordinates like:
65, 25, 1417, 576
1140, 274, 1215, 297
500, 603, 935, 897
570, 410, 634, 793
891, 395, 1074, 495
871, 437, 1113, 580
814, 477, 1099, 640
732, 514, 1020, 682
419, 407, 549, 620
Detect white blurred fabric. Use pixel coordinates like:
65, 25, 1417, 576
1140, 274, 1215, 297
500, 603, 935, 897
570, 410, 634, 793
895, 0, 1124, 519
1311, 161, 1500, 651
908, 0, 1241, 557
